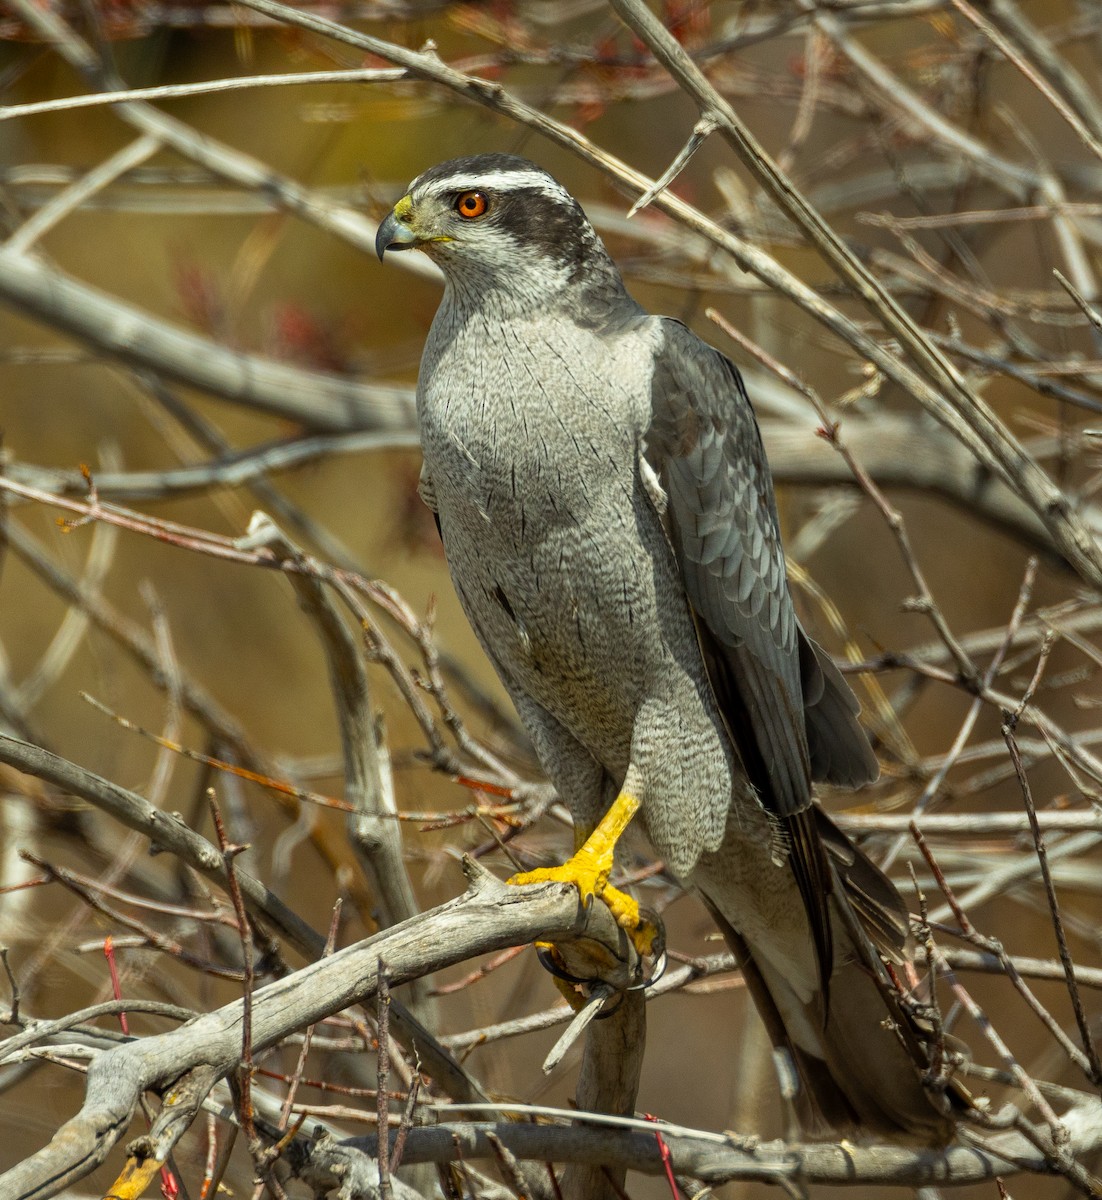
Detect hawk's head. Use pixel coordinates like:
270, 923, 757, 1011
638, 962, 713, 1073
376, 154, 624, 311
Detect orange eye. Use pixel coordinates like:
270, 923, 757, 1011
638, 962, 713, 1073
455, 191, 489, 219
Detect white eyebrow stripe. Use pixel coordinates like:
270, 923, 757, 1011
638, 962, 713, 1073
415, 170, 572, 201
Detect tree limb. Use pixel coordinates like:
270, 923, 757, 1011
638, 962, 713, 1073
0, 858, 642, 1200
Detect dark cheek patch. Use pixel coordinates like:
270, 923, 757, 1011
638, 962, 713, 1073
494, 191, 587, 270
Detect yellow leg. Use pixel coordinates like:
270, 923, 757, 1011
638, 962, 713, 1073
509, 791, 656, 956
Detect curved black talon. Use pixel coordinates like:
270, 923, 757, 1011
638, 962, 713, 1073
535, 945, 623, 1017
628, 905, 667, 990
643, 950, 667, 988
535, 943, 593, 986
535, 905, 668, 995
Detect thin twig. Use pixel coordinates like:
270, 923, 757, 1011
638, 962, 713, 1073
208, 789, 256, 1142
376, 964, 393, 1200
0, 68, 408, 121
1002, 717, 1102, 1085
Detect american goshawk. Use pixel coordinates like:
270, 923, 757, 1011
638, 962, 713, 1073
377, 154, 951, 1140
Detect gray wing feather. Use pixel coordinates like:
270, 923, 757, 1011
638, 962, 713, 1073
800, 636, 880, 788
649, 318, 883, 992
647, 318, 811, 818
647, 318, 878, 810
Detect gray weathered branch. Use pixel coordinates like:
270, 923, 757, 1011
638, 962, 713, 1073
0, 249, 411, 433
323, 1098, 1102, 1191
0, 858, 639, 1200
237, 514, 427, 1012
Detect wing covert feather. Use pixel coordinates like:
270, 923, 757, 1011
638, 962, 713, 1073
647, 318, 812, 818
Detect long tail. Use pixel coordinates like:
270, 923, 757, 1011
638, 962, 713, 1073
694, 810, 955, 1141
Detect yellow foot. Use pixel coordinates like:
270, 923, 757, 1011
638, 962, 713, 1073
509, 791, 657, 957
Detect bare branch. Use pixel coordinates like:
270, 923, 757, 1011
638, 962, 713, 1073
0, 860, 644, 1200
608, 0, 1102, 590
0, 68, 408, 121
0, 250, 413, 432
325, 1103, 1102, 1191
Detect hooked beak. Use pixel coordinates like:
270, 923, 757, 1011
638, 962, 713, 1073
375, 195, 418, 261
